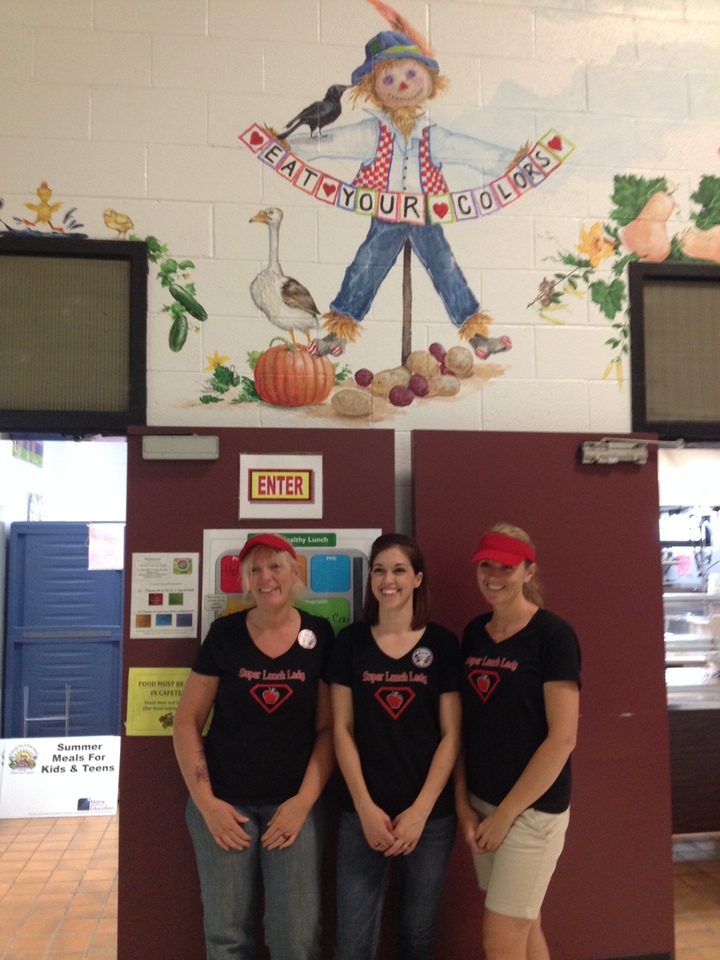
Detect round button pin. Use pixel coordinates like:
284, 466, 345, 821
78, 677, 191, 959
298, 629, 317, 649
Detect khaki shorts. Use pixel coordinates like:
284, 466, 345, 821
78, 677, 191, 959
469, 794, 569, 920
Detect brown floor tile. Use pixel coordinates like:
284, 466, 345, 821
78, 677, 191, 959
3, 951, 53, 960
74, 881, 114, 896
91, 918, 117, 948
5, 874, 45, 902
50, 917, 98, 950
682, 929, 720, 947
60, 850, 93, 862
43, 880, 81, 896
66, 901, 107, 920
1, 851, 35, 863
87, 858, 116, 871
7, 843, 41, 855
43, 952, 87, 960
82, 869, 116, 882
0, 817, 718, 960
50, 868, 87, 883
9, 931, 54, 951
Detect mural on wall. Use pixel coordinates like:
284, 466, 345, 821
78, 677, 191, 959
0, 183, 87, 237
534, 174, 720, 387
227, 3, 577, 419
4, 0, 720, 428
0, 187, 212, 364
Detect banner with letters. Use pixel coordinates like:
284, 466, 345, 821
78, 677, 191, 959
239, 126, 575, 225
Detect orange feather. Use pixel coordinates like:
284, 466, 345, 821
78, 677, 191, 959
365, 0, 433, 57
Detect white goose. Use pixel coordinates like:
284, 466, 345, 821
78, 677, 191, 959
249, 207, 320, 346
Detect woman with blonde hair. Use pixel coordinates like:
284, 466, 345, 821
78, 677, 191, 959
174, 533, 334, 960
455, 523, 581, 960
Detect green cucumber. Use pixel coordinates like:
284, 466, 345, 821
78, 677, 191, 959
169, 283, 207, 322
169, 314, 188, 352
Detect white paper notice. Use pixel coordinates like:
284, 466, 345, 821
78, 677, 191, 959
130, 552, 199, 639
88, 523, 125, 570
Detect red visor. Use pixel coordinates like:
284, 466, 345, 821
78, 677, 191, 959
238, 534, 297, 563
472, 532, 535, 566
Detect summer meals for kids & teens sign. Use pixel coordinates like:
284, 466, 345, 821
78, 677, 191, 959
0, 737, 120, 818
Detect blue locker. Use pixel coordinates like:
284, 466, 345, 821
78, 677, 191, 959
3, 522, 123, 737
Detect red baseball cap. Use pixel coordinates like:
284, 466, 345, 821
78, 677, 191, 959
472, 532, 535, 566
238, 534, 297, 563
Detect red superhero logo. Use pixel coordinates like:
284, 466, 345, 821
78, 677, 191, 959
374, 686, 416, 719
468, 670, 500, 703
250, 684, 293, 713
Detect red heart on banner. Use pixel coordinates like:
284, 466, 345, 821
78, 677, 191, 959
548, 135, 562, 151
323, 182, 336, 197
433, 203, 449, 219
250, 131, 264, 146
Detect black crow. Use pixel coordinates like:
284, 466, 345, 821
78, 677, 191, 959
278, 84, 349, 139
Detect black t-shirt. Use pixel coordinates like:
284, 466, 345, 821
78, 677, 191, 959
192, 609, 334, 806
326, 620, 461, 820
460, 608, 581, 814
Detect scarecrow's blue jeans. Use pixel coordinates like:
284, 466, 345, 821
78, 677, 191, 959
334, 810, 457, 960
186, 797, 323, 960
330, 219, 480, 327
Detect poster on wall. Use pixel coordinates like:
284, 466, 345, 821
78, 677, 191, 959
0, 737, 120, 818
130, 552, 200, 638
201, 528, 380, 640
88, 523, 125, 570
125, 667, 200, 737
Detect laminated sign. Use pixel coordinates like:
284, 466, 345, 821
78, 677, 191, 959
0, 737, 120, 818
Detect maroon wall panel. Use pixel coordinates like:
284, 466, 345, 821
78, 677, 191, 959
119, 427, 395, 960
413, 431, 673, 960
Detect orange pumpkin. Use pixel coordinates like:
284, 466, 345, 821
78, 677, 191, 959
254, 340, 335, 407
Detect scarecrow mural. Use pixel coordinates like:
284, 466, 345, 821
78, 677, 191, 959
4, 0, 720, 425
268, 28, 518, 363
234, 4, 575, 418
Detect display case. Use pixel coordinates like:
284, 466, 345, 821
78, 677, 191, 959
664, 592, 720, 708
660, 511, 720, 832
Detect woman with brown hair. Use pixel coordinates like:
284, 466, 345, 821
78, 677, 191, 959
455, 523, 581, 960
328, 532, 461, 960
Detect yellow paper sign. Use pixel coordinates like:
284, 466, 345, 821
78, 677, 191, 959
126, 667, 192, 737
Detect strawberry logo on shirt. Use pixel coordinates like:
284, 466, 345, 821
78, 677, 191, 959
468, 669, 500, 703
375, 686, 416, 719
250, 683, 293, 713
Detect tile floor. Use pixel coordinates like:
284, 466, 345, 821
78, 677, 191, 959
0, 816, 718, 959
0, 814, 117, 960
674, 833, 720, 960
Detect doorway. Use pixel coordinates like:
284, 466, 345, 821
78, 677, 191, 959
658, 448, 720, 839
0, 437, 128, 737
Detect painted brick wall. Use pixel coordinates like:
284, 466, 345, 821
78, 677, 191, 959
2, 0, 720, 520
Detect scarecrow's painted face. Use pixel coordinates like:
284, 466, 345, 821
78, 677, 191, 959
373, 58, 434, 109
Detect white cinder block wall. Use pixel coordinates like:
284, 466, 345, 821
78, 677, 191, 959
3, 0, 720, 527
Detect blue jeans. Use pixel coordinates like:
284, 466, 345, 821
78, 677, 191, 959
186, 797, 323, 960
330, 219, 480, 327
335, 810, 457, 960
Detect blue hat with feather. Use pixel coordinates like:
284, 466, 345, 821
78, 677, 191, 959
351, 31, 439, 85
